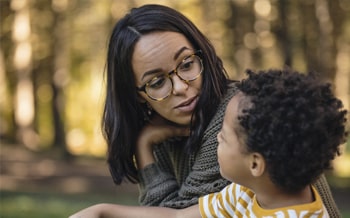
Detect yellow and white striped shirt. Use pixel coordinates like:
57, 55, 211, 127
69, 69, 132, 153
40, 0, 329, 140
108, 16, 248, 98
199, 183, 329, 218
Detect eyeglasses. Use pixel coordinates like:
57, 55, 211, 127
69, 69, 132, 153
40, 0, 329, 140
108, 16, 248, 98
137, 50, 203, 101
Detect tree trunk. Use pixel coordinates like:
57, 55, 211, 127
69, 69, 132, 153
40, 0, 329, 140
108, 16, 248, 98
11, 0, 38, 149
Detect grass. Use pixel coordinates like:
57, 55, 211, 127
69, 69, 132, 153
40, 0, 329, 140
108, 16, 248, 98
0, 190, 138, 218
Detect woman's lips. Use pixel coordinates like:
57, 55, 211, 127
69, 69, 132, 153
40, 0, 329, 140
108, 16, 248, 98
175, 96, 198, 113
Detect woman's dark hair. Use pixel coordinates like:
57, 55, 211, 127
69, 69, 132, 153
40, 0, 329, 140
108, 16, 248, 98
104, 4, 229, 184
237, 69, 348, 192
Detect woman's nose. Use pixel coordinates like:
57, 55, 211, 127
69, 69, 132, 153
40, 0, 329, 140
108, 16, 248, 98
171, 74, 189, 95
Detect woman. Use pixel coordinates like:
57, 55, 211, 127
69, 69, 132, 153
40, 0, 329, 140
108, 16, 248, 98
103, 4, 340, 216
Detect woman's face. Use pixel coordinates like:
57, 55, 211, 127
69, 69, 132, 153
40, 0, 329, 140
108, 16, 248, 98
132, 31, 202, 125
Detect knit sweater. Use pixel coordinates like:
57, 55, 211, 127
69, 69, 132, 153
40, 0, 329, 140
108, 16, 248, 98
137, 83, 341, 217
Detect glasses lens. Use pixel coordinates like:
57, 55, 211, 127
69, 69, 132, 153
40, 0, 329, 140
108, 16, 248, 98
145, 75, 172, 100
177, 55, 203, 81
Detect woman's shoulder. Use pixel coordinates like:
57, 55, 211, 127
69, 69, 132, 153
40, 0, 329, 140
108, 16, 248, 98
220, 80, 239, 107
227, 80, 239, 95
203, 81, 239, 134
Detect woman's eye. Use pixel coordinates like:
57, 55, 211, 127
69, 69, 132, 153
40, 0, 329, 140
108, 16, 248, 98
149, 76, 167, 89
178, 59, 194, 71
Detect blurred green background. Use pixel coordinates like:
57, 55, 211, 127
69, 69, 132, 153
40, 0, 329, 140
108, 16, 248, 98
1, 0, 349, 217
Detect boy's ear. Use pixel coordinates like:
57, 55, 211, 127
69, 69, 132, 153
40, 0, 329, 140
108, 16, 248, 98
249, 153, 265, 177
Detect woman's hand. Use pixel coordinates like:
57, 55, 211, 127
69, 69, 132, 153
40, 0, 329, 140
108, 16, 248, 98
136, 114, 190, 169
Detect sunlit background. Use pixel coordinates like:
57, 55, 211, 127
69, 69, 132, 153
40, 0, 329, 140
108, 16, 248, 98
0, 0, 349, 217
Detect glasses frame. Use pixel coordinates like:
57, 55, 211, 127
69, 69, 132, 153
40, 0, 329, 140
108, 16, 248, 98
137, 50, 203, 101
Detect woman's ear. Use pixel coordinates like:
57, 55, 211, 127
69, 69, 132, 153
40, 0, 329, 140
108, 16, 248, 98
140, 99, 154, 122
249, 153, 265, 177
137, 94, 147, 103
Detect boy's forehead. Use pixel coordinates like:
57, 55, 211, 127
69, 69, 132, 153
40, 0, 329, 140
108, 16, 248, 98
227, 92, 246, 114
225, 92, 252, 129
224, 93, 244, 125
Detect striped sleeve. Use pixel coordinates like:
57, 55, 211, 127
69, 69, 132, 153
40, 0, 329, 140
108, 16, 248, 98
199, 183, 245, 218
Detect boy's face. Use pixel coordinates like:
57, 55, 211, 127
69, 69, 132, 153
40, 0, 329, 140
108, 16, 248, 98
217, 93, 251, 184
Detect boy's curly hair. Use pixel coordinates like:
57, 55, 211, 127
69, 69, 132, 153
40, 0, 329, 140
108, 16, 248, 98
236, 69, 348, 193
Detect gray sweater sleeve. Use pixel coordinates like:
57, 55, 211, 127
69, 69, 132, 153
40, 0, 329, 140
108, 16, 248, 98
138, 85, 238, 208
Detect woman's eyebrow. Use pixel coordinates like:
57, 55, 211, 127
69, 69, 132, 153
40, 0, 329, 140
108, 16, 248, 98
173, 46, 190, 60
141, 68, 163, 81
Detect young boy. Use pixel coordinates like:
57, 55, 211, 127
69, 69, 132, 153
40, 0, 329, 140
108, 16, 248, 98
70, 69, 347, 218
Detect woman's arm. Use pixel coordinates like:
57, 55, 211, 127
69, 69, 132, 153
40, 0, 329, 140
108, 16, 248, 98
69, 203, 200, 218
136, 114, 191, 206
